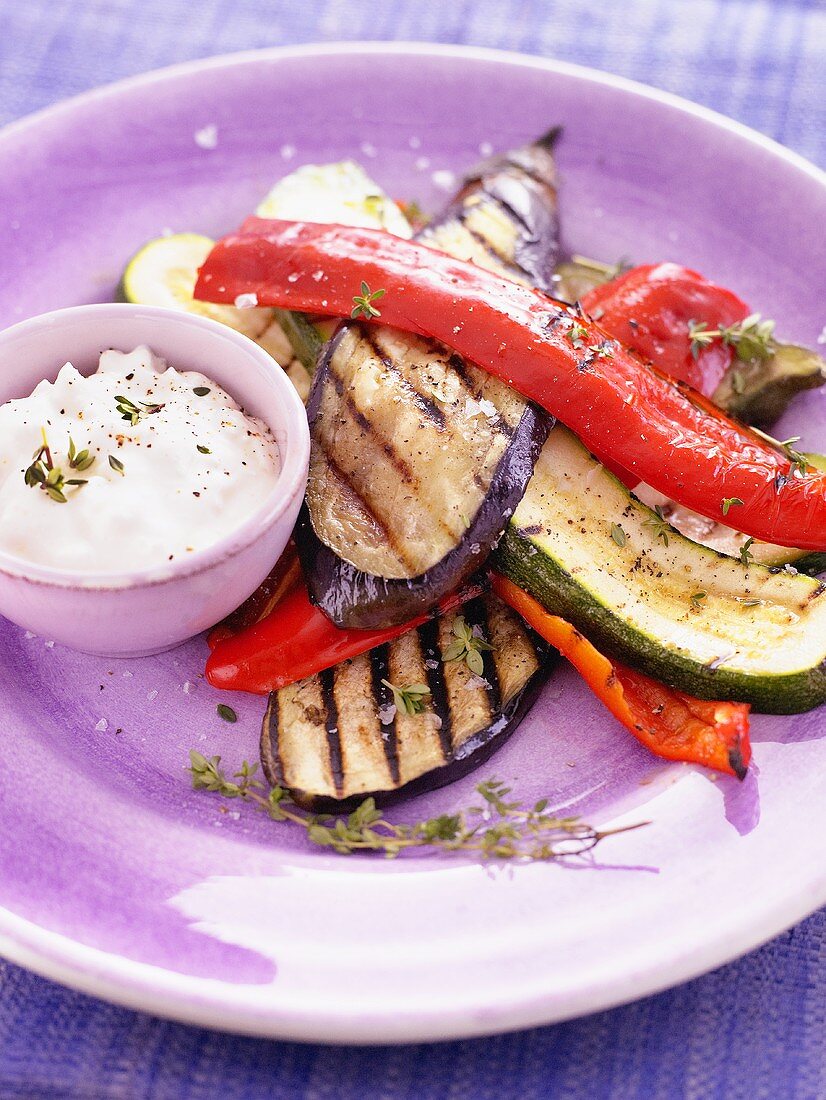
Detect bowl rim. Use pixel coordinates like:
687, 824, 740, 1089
0, 302, 310, 589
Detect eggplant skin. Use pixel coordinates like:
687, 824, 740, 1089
298, 342, 553, 628
423, 125, 562, 294
260, 593, 556, 810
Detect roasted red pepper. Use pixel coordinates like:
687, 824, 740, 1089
581, 263, 749, 395
490, 573, 751, 778
206, 578, 483, 695
195, 221, 826, 550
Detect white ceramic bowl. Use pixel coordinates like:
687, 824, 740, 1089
0, 304, 310, 656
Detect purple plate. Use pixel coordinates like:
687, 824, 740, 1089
0, 44, 824, 1043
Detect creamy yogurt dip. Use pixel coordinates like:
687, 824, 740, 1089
0, 346, 281, 573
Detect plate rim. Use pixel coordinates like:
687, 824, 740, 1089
1, 39, 824, 1044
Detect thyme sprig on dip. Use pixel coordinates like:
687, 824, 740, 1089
115, 393, 165, 426
188, 752, 646, 861
24, 429, 95, 503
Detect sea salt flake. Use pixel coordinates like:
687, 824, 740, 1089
360, 140, 377, 158
44, 640, 54, 649
95, 718, 109, 732
234, 292, 258, 309
122, 670, 133, 679
280, 143, 296, 160
414, 156, 431, 171
378, 704, 397, 725
146, 689, 158, 702
431, 169, 456, 191
287, 272, 300, 283
24, 631, 36, 640
311, 269, 326, 282
182, 681, 195, 695
194, 124, 218, 150
478, 141, 493, 156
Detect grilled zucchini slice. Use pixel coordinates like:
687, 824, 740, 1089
118, 232, 274, 339
493, 426, 826, 714
260, 593, 553, 807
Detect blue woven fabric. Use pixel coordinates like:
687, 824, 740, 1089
1, 1, 825, 1096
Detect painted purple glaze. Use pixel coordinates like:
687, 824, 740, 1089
0, 45, 824, 1044
0, 304, 309, 656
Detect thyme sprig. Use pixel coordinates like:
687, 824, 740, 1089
24, 429, 94, 503
739, 537, 755, 568
442, 615, 494, 676
644, 504, 671, 547
570, 254, 632, 281
115, 394, 165, 427
381, 679, 431, 716
688, 313, 776, 363
351, 281, 386, 320
188, 752, 647, 861
750, 427, 811, 479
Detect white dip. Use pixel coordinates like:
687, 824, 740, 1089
0, 346, 281, 572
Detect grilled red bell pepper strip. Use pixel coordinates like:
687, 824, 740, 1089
490, 573, 751, 778
195, 221, 826, 550
206, 577, 484, 695
581, 263, 749, 395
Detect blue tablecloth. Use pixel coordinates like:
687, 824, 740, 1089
1, 1, 824, 1096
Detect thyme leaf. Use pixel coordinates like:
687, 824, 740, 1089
115, 394, 164, 426
644, 504, 671, 546
610, 523, 627, 547
738, 537, 755, 568
442, 615, 494, 676
351, 281, 386, 320
381, 679, 431, 716
188, 752, 648, 862
721, 496, 744, 516
24, 429, 93, 504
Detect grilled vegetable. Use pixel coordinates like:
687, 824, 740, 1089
491, 572, 751, 778
260, 593, 553, 807
117, 231, 316, 400
711, 342, 826, 428
118, 232, 275, 339
633, 481, 826, 576
196, 220, 826, 551
256, 160, 413, 238
493, 426, 826, 714
291, 132, 562, 627
576, 259, 826, 426
207, 576, 483, 696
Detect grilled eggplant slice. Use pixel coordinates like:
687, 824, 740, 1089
299, 131, 562, 628
260, 593, 554, 807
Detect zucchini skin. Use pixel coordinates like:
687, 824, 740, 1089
497, 524, 826, 714
493, 428, 826, 715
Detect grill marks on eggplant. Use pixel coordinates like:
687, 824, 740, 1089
260, 595, 552, 806
299, 131, 561, 628
308, 324, 531, 581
